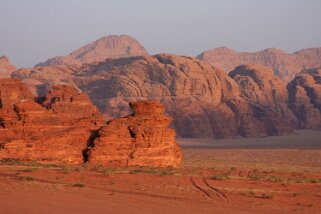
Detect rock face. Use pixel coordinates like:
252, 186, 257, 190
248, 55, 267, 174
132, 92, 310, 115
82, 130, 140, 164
37, 35, 148, 66
197, 47, 321, 81
13, 54, 303, 138
229, 65, 296, 135
85, 101, 182, 167
11, 65, 80, 96
0, 79, 104, 163
287, 68, 321, 129
0, 56, 16, 78
0, 79, 182, 167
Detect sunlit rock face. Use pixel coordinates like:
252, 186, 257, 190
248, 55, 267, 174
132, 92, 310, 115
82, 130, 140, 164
0, 79, 104, 164
85, 101, 183, 168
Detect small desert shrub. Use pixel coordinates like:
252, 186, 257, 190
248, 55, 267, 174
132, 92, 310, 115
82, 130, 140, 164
129, 168, 174, 176
210, 174, 230, 180
306, 178, 321, 184
90, 164, 104, 171
72, 183, 85, 188
259, 193, 273, 199
17, 176, 34, 181
20, 167, 39, 172
266, 176, 283, 182
61, 166, 71, 174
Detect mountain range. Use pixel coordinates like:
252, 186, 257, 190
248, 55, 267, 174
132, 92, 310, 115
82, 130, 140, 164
1, 35, 321, 138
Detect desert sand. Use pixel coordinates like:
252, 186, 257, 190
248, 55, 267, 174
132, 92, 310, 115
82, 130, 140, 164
0, 130, 320, 214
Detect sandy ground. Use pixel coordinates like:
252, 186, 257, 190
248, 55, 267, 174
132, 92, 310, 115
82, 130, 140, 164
0, 130, 321, 214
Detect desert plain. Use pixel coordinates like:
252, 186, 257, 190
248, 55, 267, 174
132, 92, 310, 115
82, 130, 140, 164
0, 130, 320, 214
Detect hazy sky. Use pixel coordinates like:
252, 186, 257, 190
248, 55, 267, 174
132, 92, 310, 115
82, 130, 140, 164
1, 0, 321, 67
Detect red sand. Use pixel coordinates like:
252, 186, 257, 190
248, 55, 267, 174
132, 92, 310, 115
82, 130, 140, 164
1, 131, 321, 213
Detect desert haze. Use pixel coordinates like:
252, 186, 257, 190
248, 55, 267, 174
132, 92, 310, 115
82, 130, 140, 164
1, 1, 321, 213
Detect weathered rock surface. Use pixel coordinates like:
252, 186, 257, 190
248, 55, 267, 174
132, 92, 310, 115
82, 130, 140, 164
197, 47, 321, 81
37, 35, 148, 67
11, 65, 81, 96
0, 56, 16, 78
13, 54, 303, 138
0, 79, 182, 167
78, 54, 262, 138
85, 101, 182, 167
0, 79, 104, 163
229, 65, 297, 135
287, 68, 321, 129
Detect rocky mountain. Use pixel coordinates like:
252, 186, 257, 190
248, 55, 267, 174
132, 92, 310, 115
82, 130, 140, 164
229, 64, 297, 135
287, 68, 321, 129
12, 54, 300, 138
0, 79, 182, 167
0, 56, 16, 78
37, 35, 148, 67
197, 47, 321, 82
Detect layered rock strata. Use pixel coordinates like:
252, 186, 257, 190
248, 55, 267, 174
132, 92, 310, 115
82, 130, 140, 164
85, 101, 182, 167
0, 79, 104, 163
0, 79, 182, 167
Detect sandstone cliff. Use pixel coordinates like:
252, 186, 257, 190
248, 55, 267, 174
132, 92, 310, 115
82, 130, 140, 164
197, 47, 321, 81
0, 56, 16, 78
287, 68, 321, 129
0, 79, 104, 163
85, 101, 182, 167
37, 35, 148, 67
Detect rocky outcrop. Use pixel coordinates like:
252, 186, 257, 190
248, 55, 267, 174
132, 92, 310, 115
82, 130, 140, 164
37, 35, 148, 66
85, 101, 182, 167
229, 65, 297, 135
197, 47, 321, 81
0, 56, 16, 78
0, 79, 104, 163
287, 68, 321, 129
0, 79, 182, 167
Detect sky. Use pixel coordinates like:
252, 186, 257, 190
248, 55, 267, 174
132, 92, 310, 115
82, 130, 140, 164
1, 0, 321, 68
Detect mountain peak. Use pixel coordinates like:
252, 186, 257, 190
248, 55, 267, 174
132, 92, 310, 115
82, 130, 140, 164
37, 35, 149, 67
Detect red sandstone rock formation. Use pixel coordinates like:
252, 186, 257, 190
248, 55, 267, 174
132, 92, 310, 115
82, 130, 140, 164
197, 47, 321, 81
287, 68, 321, 129
0, 79, 104, 163
85, 101, 182, 167
0, 79, 182, 167
0, 56, 16, 78
37, 35, 148, 67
